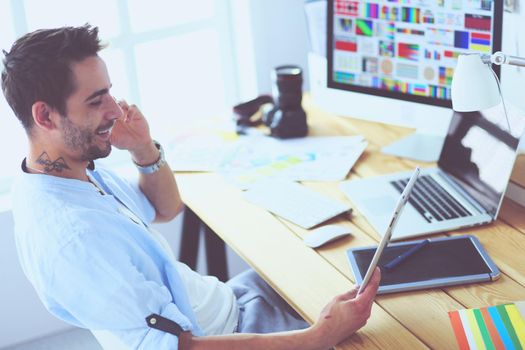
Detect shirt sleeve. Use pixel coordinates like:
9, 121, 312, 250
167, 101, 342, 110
45, 228, 194, 349
127, 179, 157, 224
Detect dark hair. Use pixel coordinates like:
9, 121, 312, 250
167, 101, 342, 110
1, 24, 104, 133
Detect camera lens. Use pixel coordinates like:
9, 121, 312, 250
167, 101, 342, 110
272, 65, 303, 110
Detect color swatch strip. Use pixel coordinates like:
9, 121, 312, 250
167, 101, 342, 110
449, 303, 525, 350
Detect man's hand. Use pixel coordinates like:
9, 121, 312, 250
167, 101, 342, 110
184, 268, 381, 350
110, 99, 157, 165
312, 267, 381, 349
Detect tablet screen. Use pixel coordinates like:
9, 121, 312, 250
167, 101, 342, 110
352, 236, 493, 286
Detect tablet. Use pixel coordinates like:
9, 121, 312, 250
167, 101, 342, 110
347, 235, 500, 294
357, 167, 420, 294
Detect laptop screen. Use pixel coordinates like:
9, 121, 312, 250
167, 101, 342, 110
438, 106, 525, 218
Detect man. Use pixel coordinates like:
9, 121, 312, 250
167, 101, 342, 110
2, 25, 380, 349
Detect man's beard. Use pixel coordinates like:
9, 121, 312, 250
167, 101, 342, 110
61, 116, 112, 161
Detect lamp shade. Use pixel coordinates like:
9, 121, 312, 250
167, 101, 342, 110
451, 54, 501, 112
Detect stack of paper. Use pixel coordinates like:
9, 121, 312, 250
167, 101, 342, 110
448, 301, 525, 349
166, 123, 368, 189
219, 135, 368, 189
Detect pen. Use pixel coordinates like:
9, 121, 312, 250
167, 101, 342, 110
383, 239, 430, 270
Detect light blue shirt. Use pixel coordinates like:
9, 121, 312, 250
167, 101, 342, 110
12, 161, 204, 349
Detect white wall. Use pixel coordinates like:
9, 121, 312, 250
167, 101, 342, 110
247, 0, 311, 95
500, 5, 525, 112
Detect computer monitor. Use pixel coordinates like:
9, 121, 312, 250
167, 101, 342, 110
321, 0, 503, 162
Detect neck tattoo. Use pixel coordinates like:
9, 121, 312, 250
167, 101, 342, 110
33, 151, 71, 173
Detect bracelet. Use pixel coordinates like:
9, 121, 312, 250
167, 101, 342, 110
133, 140, 166, 174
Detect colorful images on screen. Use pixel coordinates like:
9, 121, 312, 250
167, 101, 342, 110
332, 0, 498, 101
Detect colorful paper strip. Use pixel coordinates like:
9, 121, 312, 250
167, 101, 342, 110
488, 306, 515, 350
480, 308, 505, 350
450, 303, 525, 350
496, 305, 521, 349
505, 305, 525, 347
473, 308, 495, 350
450, 310, 471, 350
466, 309, 488, 349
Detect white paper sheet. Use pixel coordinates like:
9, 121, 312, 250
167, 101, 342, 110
219, 135, 367, 189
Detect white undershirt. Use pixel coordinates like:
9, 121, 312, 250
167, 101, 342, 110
149, 228, 239, 335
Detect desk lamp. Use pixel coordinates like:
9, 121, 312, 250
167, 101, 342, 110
451, 52, 525, 131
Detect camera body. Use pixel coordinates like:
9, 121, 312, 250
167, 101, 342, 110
233, 65, 308, 139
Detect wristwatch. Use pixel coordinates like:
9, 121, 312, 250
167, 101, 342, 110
133, 140, 166, 174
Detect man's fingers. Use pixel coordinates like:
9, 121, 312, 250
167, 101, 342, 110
117, 99, 129, 107
338, 286, 359, 301
356, 268, 381, 301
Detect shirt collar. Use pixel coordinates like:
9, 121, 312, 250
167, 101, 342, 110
21, 158, 96, 173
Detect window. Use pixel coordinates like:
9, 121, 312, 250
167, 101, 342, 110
0, 0, 23, 198
0, 0, 243, 201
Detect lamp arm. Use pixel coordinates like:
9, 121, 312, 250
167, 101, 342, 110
488, 51, 525, 67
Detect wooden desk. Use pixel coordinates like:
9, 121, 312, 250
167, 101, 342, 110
175, 97, 525, 349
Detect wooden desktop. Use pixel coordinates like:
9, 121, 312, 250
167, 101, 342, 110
175, 96, 525, 349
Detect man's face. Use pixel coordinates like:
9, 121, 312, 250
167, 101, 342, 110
58, 56, 122, 162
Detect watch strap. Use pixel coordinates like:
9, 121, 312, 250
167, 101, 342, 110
133, 140, 166, 174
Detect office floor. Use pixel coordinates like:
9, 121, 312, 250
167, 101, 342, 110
1, 329, 101, 350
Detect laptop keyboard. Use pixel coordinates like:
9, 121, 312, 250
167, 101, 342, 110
391, 175, 472, 223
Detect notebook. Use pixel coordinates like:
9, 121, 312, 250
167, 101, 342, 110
243, 180, 351, 229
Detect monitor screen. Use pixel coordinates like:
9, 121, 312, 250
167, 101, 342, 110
327, 0, 503, 108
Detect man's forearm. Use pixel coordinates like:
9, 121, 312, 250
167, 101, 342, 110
138, 163, 183, 222
132, 141, 184, 222
181, 327, 329, 350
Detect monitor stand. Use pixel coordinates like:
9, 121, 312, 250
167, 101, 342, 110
306, 53, 452, 163
381, 132, 445, 163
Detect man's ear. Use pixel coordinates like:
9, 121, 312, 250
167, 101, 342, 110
31, 101, 58, 130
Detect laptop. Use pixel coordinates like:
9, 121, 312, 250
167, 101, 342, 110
340, 108, 525, 240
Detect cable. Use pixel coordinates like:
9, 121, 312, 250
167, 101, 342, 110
487, 63, 512, 133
